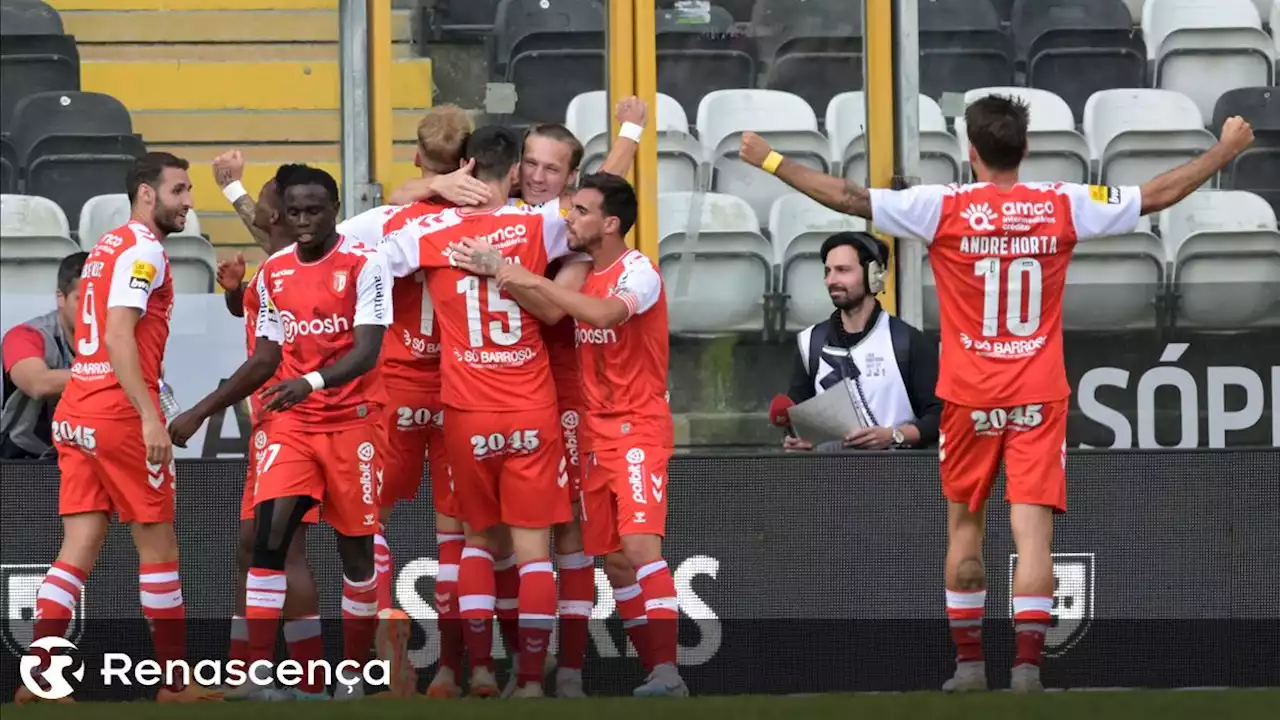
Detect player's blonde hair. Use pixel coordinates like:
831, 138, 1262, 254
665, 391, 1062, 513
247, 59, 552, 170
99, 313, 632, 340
416, 105, 474, 174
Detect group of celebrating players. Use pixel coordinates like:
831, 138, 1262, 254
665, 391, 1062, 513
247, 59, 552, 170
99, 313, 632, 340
15, 86, 1258, 704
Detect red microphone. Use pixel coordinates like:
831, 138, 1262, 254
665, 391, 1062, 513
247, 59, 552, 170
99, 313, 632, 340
768, 394, 797, 438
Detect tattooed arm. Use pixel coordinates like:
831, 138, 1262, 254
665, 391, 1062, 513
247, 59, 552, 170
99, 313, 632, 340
213, 149, 273, 251
738, 132, 873, 219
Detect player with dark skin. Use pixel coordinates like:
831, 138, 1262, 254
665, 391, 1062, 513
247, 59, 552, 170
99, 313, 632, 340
170, 178, 385, 607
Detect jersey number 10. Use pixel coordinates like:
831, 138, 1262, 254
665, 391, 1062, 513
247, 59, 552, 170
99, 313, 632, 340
973, 257, 1043, 338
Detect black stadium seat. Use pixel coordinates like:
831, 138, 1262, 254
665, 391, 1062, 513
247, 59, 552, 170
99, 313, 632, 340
917, 0, 1014, 100
657, 5, 756, 120
8, 91, 134, 158
493, 0, 605, 78
988, 0, 1016, 24
1214, 87, 1280, 215
0, 33, 80, 130
25, 134, 147, 229
423, 0, 503, 39
509, 50, 605, 125
0, 134, 17, 193
1016, 0, 1145, 120
0, 0, 64, 35
758, 0, 864, 115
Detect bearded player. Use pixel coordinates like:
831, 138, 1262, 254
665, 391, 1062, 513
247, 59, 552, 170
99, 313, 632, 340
500, 100, 650, 698
170, 165, 393, 699
474, 172, 686, 697
200, 157, 324, 699
740, 97, 1256, 692
18, 152, 222, 704
334, 106, 493, 697
378, 126, 590, 699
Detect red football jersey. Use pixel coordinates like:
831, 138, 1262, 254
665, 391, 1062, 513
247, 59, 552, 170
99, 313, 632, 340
378, 201, 580, 413
870, 182, 1141, 406
241, 265, 285, 425
60, 221, 174, 419
340, 202, 449, 393
576, 249, 673, 450
544, 260, 583, 409
255, 236, 393, 430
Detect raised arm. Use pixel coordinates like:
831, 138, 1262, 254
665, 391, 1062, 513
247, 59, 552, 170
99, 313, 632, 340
738, 132, 872, 218
1139, 116, 1255, 216
597, 96, 647, 178
213, 150, 273, 251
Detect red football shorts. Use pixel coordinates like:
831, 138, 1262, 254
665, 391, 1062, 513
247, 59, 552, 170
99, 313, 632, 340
240, 423, 319, 524
559, 405, 584, 504
254, 421, 385, 537
379, 389, 453, 515
939, 399, 1069, 514
53, 412, 175, 524
580, 443, 672, 556
443, 407, 571, 532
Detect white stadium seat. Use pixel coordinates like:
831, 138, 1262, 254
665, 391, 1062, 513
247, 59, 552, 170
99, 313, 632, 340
1084, 89, 1218, 191
78, 194, 215, 294
955, 87, 1091, 183
0, 194, 77, 293
767, 193, 868, 331
1065, 216, 1167, 330
827, 92, 960, 186
1143, 0, 1275, 122
1159, 190, 1280, 327
565, 91, 702, 192
697, 89, 830, 224
657, 192, 772, 335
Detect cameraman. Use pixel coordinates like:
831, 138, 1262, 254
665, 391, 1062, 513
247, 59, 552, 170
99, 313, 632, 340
786, 232, 941, 451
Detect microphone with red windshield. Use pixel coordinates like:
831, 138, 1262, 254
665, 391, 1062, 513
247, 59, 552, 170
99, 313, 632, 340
769, 394, 797, 438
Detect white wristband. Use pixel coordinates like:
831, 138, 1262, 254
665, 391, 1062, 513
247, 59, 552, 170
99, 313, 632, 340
303, 372, 325, 392
619, 122, 644, 143
222, 181, 248, 204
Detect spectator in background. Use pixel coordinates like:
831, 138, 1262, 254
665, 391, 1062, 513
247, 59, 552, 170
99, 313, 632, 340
1, 252, 88, 459
785, 232, 941, 451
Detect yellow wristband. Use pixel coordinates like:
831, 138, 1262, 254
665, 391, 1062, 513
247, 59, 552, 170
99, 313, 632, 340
762, 151, 784, 175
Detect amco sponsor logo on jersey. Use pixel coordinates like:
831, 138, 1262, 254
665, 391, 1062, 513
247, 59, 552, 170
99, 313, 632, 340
576, 327, 618, 346
280, 311, 351, 344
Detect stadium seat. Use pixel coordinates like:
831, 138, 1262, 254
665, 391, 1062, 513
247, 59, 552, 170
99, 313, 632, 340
1159, 190, 1280, 327
422, 0, 503, 40
1017, 0, 1147, 120
494, 0, 605, 76
768, 193, 869, 331
566, 91, 703, 193
660, 0, 755, 22
917, 0, 1015, 100
697, 89, 830, 223
759, 0, 864, 116
827, 92, 961, 185
1084, 89, 1218, 190
25, 134, 146, 230
508, 50, 605, 125
0, 0, 63, 35
8, 91, 133, 157
78, 193, 215, 293
0, 135, 15, 194
657, 192, 773, 335
0, 33, 80, 131
0, 193, 77, 293
1123, 0, 1146, 23
954, 87, 1091, 183
1213, 86, 1280, 213
1143, 0, 1275, 122
656, 5, 756, 122
1064, 215, 1168, 329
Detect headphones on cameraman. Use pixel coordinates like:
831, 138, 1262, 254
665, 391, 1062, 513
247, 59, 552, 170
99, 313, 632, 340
851, 232, 888, 295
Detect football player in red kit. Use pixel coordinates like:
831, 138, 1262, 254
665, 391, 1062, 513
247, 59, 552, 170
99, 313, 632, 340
740, 97, 1255, 692
461, 172, 687, 697
171, 165, 393, 699
19, 153, 222, 704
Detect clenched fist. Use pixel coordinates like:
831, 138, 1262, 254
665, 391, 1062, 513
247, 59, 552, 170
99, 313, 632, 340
616, 96, 648, 128
739, 131, 773, 169
212, 149, 245, 189
1219, 116, 1255, 156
